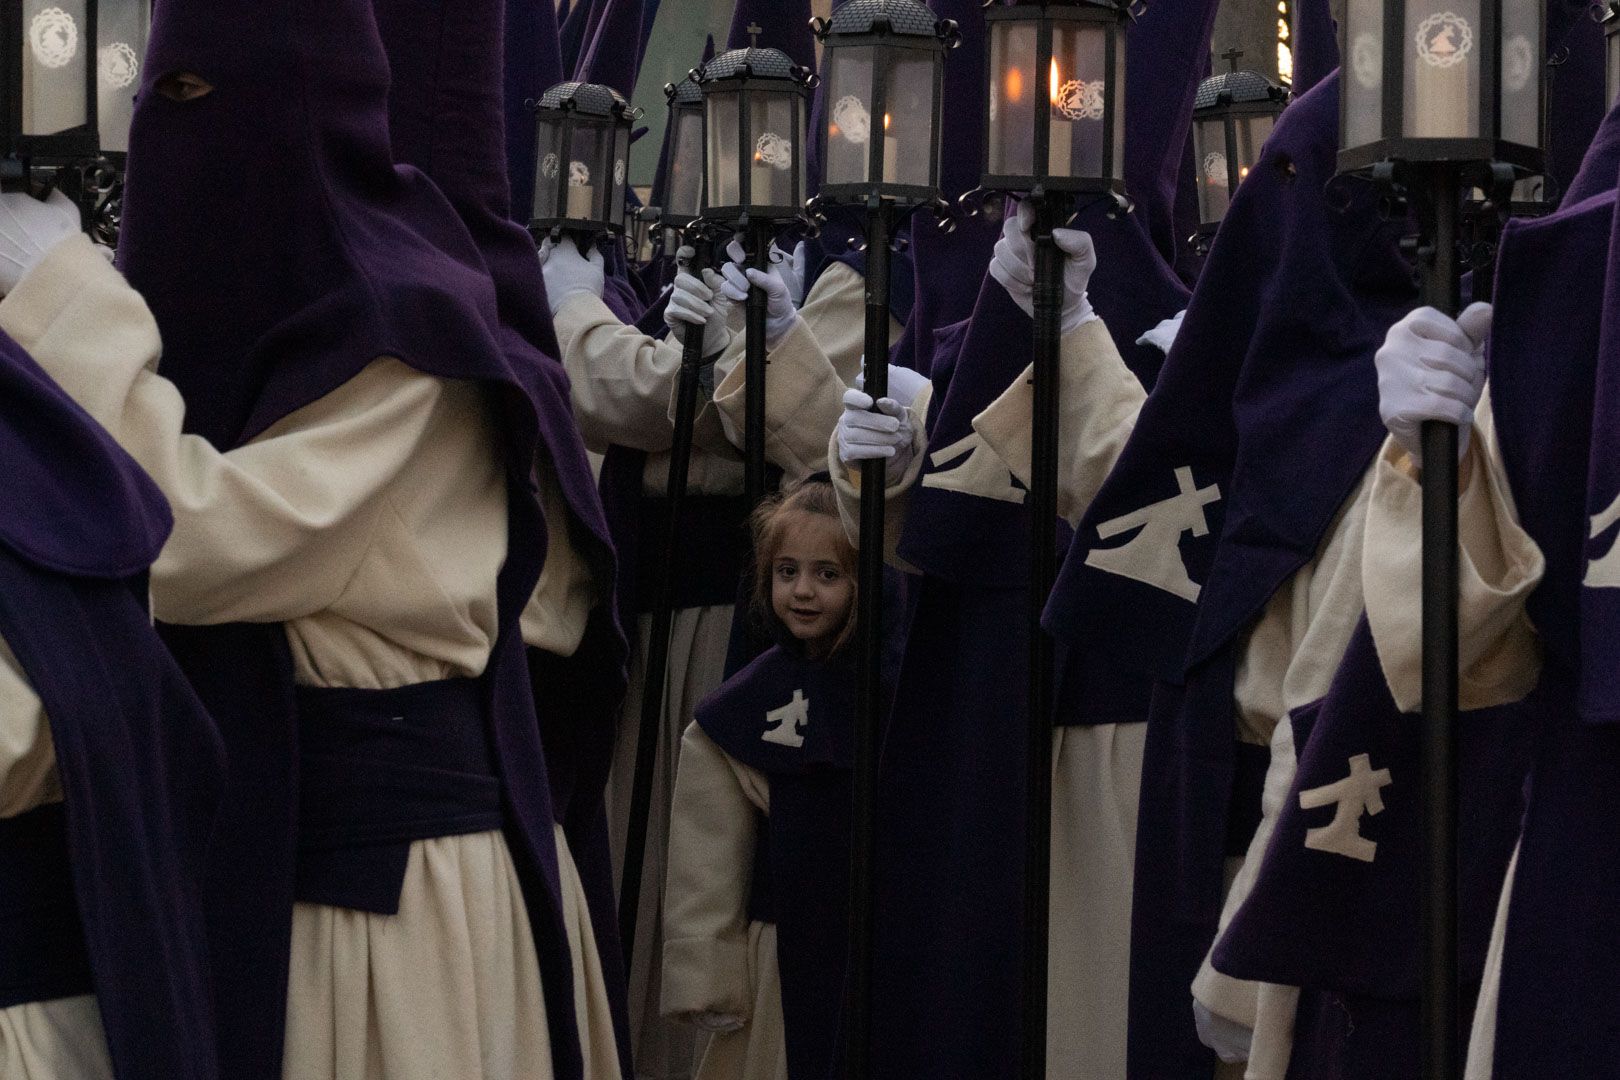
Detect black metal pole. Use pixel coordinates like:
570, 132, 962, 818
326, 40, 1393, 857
1413, 163, 1462, 1080
744, 219, 774, 509
618, 236, 712, 968
845, 198, 893, 1080
1022, 194, 1066, 1080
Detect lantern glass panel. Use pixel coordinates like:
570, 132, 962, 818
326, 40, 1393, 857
707, 90, 742, 207
1611, 27, 1619, 107
825, 44, 876, 185
568, 121, 611, 219
1498, 0, 1540, 148
746, 89, 798, 207
1402, 0, 1481, 139
1192, 117, 1231, 222
988, 19, 1038, 177
533, 117, 564, 220
1048, 22, 1108, 179
1235, 113, 1275, 176
609, 121, 631, 226
23, 0, 89, 136
668, 108, 705, 218
98, 0, 149, 153
1343, 0, 1384, 149
884, 49, 937, 187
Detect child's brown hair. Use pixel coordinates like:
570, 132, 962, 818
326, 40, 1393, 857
749, 480, 859, 655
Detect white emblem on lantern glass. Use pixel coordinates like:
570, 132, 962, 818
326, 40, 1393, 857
1084, 466, 1222, 603
1055, 79, 1105, 122
98, 41, 139, 90
1202, 151, 1230, 186
568, 160, 591, 187
832, 94, 871, 145
1415, 12, 1474, 69
762, 689, 810, 748
1352, 32, 1382, 88
1584, 490, 1620, 589
1502, 34, 1534, 92
540, 152, 560, 180
756, 132, 793, 171
30, 7, 79, 69
614, 159, 626, 186
1298, 753, 1393, 863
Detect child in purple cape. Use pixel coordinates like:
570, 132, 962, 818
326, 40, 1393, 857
661, 481, 865, 1080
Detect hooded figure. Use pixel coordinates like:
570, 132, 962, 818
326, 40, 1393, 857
0, 318, 224, 1080
5, 0, 618, 1075
505, 0, 568, 229
821, 1, 1216, 1074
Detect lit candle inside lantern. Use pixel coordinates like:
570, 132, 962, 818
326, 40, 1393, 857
567, 160, 594, 218
883, 112, 900, 183
1047, 56, 1073, 176
1412, 12, 1471, 137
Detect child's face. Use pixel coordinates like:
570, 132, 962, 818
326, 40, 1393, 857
770, 514, 855, 647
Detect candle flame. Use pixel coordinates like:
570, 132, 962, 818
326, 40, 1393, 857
883, 112, 892, 131
1050, 57, 1062, 105
1239, 165, 1250, 180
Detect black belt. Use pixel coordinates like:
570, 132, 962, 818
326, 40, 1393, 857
294, 678, 504, 914
0, 803, 93, 1009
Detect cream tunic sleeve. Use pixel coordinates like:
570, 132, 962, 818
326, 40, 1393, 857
661, 722, 770, 1022
0, 639, 59, 820
1361, 388, 1545, 713
1, 233, 508, 690
552, 291, 681, 455
970, 317, 1147, 527
711, 261, 899, 480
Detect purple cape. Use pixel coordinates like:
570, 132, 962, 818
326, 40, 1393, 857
1478, 102, 1620, 1076
0, 334, 224, 1080
118, 0, 615, 1075
504, 0, 566, 226
695, 644, 859, 1079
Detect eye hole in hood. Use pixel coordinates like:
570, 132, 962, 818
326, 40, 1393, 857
154, 71, 213, 102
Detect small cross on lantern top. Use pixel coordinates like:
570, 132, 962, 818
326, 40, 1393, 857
1221, 47, 1244, 72
747, 23, 762, 48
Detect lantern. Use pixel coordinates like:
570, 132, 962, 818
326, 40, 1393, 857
694, 42, 814, 224
1338, 0, 1545, 176
529, 81, 640, 238
1191, 62, 1288, 242
980, 0, 1130, 196
93, 0, 145, 160
812, 0, 958, 207
1602, 1, 1619, 107
3, 0, 100, 165
659, 70, 706, 228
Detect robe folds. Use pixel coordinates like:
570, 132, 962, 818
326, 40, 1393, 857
0, 331, 223, 1080
8, 234, 623, 1080
663, 645, 863, 1080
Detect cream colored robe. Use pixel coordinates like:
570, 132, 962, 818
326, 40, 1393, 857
3, 233, 620, 1080
1195, 395, 1541, 1080
660, 723, 786, 1080
552, 264, 871, 1080
830, 317, 1151, 1079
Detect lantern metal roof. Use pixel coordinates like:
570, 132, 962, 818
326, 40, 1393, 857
537, 81, 632, 115
820, 0, 944, 37
698, 46, 807, 82
665, 73, 703, 106
1194, 69, 1289, 111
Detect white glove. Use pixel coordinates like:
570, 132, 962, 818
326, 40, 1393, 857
0, 190, 80, 295
837, 387, 915, 485
691, 1011, 746, 1033
987, 199, 1098, 333
1136, 309, 1186, 356
778, 240, 808, 307
1193, 1000, 1253, 1065
853, 363, 930, 410
538, 236, 606, 310
664, 252, 733, 358
1374, 302, 1492, 465
720, 239, 799, 348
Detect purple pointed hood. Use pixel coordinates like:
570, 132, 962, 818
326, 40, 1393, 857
560, 0, 604, 76
1291, 0, 1337, 95
506, 0, 567, 223
578, 0, 646, 95
1544, 0, 1608, 202
118, 0, 519, 453
727, 0, 815, 71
